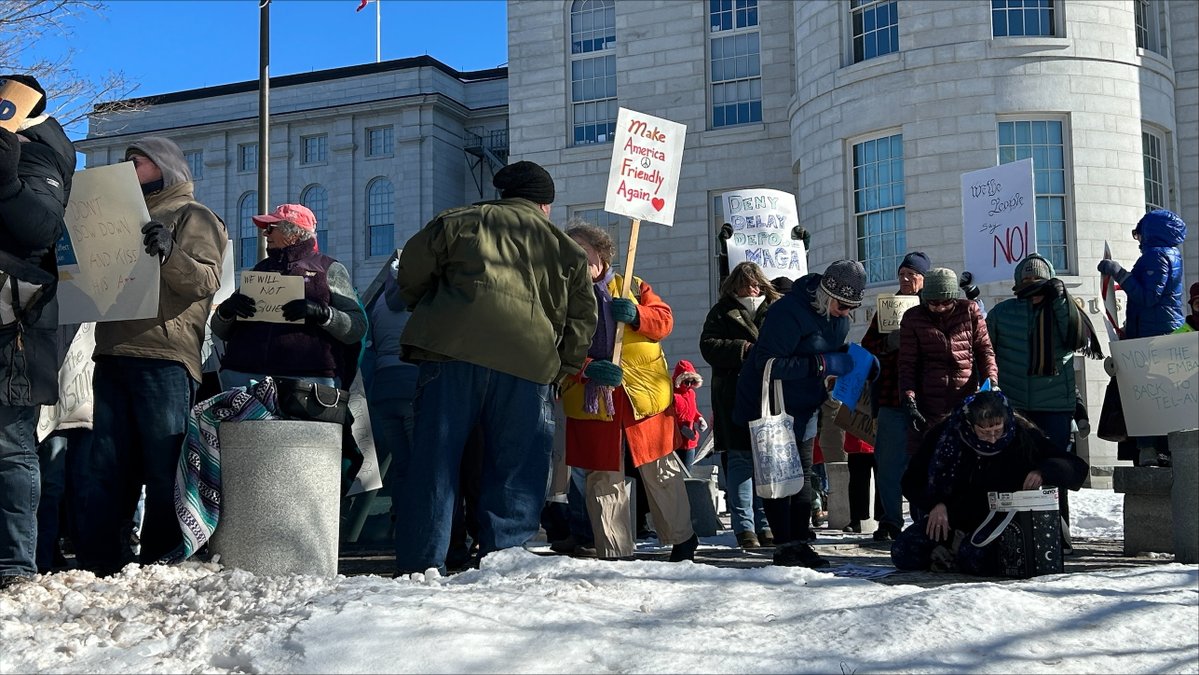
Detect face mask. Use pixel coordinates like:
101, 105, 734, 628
738, 295, 765, 312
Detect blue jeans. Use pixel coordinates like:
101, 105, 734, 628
0, 405, 39, 578
37, 429, 91, 572
369, 366, 417, 496
392, 361, 554, 574
70, 357, 195, 573
874, 406, 911, 530
721, 449, 768, 535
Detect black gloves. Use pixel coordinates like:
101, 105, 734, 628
611, 298, 639, 325
719, 223, 733, 240
1043, 278, 1067, 300
791, 225, 811, 250
1097, 259, 1130, 284
0, 128, 21, 185
141, 220, 174, 260
959, 271, 981, 301
904, 393, 927, 431
217, 292, 257, 320
282, 298, 331, 325
584, 359, 623, 387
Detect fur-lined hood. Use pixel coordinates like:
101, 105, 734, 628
673, 359, 703, 391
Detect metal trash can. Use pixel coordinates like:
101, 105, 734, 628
209, 420, 343, 577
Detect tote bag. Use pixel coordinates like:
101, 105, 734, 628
748, 358, 805, 499
969, 487, 1063, 578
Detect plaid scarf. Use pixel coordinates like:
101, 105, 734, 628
1015, 280, 1103, 376
163, 378, 281, 563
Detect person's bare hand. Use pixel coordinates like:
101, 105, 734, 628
1023, 470, 1044, 490
925, 503, 951, 541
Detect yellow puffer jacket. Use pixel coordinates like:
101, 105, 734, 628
562, 274, 673, 421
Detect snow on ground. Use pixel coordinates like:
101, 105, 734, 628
1, 488, 1196, 674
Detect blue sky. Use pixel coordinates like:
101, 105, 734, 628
33, 0, 508, 135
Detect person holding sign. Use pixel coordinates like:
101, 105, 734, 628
391, 161, 596, 576
560, 223, 697, 562
699, 261, 780, 549
211, 203, 367, 390
861, 251, 930, 541
0, 74, 75, 588
898, 268, 998, 450
1097, 209, 1187, 468
74, 137, 226, 576
732, 260, 872, 569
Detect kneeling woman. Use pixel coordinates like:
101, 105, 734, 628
892, 391, 1088, 575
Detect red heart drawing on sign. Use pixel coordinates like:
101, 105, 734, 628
651, 198, 665, 211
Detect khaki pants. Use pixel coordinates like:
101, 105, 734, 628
585, 452, 694, 559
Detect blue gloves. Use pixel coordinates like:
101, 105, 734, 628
141, 220, 174, 260
818, 352, 855, 378
610, 298, 639, 325
584, 359, 623, 387
1097, 259, 1129, 284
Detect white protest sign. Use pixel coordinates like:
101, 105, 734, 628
876, 293, 920, 333
961, 158, 1035, 285
345, 373, 383, 496
721, 188, 807, 281
36, 323, 97, 442
200, 242, 236, 371
239, 270, 303, 323
1111, 332, 1199, 436
604, 107, 686, 226
57, 162, 160, 323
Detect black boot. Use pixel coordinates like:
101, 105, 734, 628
773, 541, 830, 569
669, 534, 699, 562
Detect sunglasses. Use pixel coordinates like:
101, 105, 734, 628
834, 300, 859, 311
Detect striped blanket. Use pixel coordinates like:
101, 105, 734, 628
167, 378, 281, 562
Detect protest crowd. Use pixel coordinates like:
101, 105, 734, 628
2, 74, 1196, 590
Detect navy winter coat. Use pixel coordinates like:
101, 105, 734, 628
732, 273, 849, 439
1123, 209, 1187, 339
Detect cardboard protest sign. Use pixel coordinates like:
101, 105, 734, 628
830, 343, 875, 410
961, 158, 1035, 285
0, 78, 42, 132
36, 323, 97, 442
721, 188, 806, 281
238, 270, 303, 323
604, 107, 686, 226
1100, 241, 1123, 342
834, 385, 876, 446
1111, 332, 1199, 436
876, 293, 920, 334
57, 163, 160, 324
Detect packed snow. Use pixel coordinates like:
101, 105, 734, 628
2, 488, 1196, 674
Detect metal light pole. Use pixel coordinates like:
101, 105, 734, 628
257, 0, 270, 262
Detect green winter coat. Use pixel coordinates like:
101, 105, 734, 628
986, 296, 1076, 412
398, 198, 596, 385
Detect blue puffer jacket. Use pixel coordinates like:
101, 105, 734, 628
733, 273, 849, 439
1123, 209, 1187, 339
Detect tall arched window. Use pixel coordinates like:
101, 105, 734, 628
237, 191, 258, 269
301, 184, 329, 252
367, 178, 395, 257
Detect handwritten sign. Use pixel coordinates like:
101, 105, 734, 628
57, 162, 160, 323
36, 323, 97, 442
961, 158, 1035, 285
0, 78, 41, 132
239, 271, 303, 323
604, 107, 686, 226
876, 294, 920, 334
834, 385, 876, 446
1111, 332, 1199, 436
830, 343, 875, 411
721, 188, 807, 280
345, 373, 383, 496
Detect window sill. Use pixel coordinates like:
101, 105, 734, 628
300, 162, 329, 168
365, 153, 395, 160
704, 122, 766, 137
838, 51, 901, 85
563, 141, 614, 157
986, 36, 1070, 58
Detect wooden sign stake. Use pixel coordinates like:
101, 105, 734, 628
611, 217, 641, 366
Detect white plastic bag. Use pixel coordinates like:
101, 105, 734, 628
748, 358, 804, 499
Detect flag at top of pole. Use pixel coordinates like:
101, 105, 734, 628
356, 0, 381, 63
356, 0, 368, 10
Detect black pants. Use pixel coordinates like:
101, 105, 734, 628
761, 436, 816, 544
847, 453, 881, 522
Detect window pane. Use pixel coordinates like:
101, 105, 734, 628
998, 119, 1068, 271
851, 0, 899, 64
852, 133, 906, 284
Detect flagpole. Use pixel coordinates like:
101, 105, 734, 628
375, 0, 381, 63
257, 0, 270, 263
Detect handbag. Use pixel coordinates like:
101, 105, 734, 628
1097, 377, 1127, 443
748, 358, 805, 499
274, 377, 350, 425
970, 488, 1063, 578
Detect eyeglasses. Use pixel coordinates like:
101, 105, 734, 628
834, 300, 858, 311
262, 224, 277, 234
898, 271, 921, 282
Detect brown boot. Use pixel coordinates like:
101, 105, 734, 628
736, 531, 760, 549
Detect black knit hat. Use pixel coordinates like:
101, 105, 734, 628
494, 160, 555, 204
820, 260, 867, 307
1, 74, 46, 118
898, 251, 931, 276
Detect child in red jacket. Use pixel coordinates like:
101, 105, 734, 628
673, 359, 708, 468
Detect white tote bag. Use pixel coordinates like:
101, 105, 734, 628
748, 358, 805, 499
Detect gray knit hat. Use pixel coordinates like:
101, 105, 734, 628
1013, 253, 1054, 285
922, 268, 960, 302
820, 260, 867, 307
